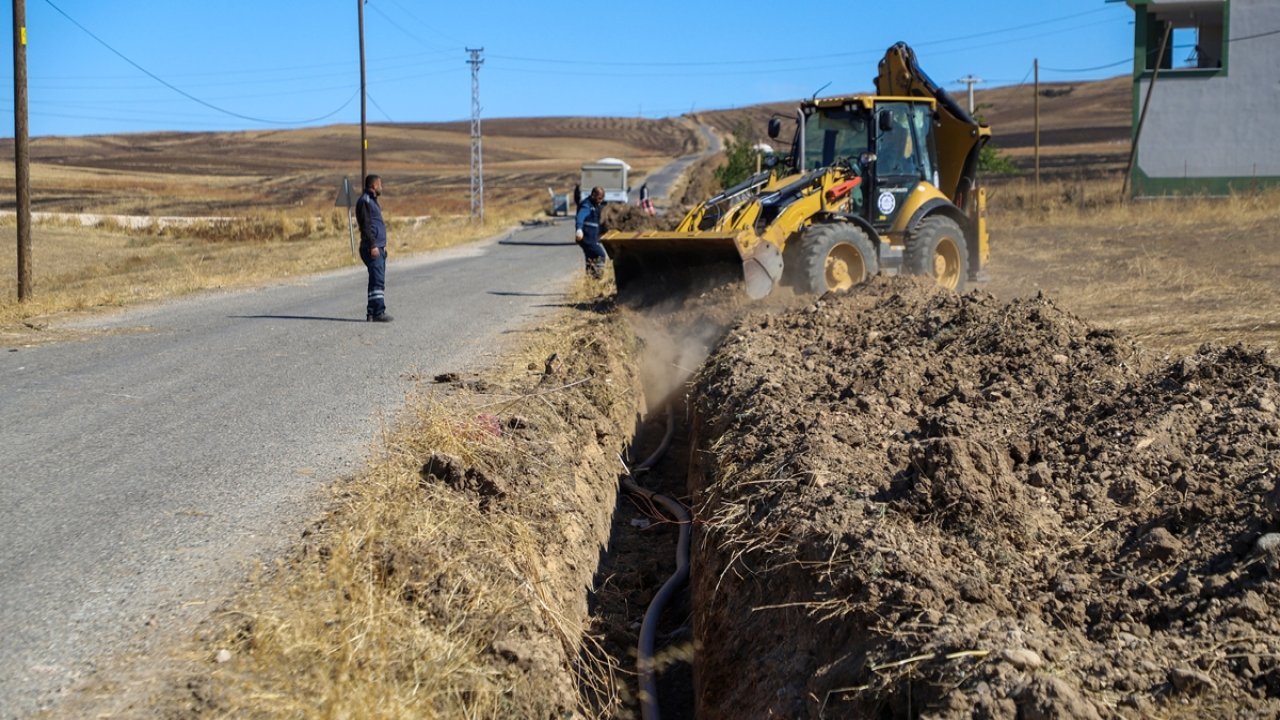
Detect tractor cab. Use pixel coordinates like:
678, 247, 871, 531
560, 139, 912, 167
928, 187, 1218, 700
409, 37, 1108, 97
770, 96, 941, 235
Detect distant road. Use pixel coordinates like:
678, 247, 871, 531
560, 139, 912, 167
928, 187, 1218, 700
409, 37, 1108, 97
628, 122, 722, 206
0, 125, 723, 717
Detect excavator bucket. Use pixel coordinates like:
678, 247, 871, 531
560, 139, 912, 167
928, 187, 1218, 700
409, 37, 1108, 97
602, 230, 783, 301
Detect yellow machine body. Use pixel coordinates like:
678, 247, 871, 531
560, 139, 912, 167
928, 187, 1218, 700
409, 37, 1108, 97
602, 42, 991, 298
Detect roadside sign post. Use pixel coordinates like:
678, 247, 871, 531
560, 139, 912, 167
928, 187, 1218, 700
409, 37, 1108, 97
335, 176, 356, 257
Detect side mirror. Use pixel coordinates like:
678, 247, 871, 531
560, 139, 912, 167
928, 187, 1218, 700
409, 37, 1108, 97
767, 117, 781, 139
878, 111, 893, 133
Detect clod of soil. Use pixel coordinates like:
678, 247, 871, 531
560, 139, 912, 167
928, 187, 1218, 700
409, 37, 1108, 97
688, 275, 1280, 719
601, 202, 673, 233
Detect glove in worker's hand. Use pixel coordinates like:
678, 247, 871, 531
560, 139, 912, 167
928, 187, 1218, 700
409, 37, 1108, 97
575, 229, 584, 242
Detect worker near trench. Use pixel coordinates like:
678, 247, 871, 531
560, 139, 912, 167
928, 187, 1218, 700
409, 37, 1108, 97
574, 185, 608, 279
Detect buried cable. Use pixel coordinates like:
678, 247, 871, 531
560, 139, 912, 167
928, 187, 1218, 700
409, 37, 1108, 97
621, 405, 691, 720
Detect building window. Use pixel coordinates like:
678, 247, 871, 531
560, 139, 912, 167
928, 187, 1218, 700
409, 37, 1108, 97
1140, 1, 1227, 72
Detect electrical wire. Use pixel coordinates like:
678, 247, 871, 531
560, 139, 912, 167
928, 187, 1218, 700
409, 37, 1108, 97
42, 0, 359, 126
367, 93, 394, 123
1040, 57, 1132, 73
380, 0, 468, 47
367, 2, 438, 50
487, 7, 1123, 69
1231, 27, 1280, 42
622, 405, 689, 720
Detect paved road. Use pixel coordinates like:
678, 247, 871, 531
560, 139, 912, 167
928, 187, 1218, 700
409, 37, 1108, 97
0, 219, 590, 717
629, 122, 722, 206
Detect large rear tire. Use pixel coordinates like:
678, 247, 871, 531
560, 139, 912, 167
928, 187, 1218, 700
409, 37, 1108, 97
903, 215, 969, 292
793, 223, 878, 295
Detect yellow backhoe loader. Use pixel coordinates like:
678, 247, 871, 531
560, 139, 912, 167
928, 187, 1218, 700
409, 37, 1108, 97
601, 43, 991, 299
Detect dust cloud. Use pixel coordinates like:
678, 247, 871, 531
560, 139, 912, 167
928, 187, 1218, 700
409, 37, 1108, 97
621, 277, 806, 412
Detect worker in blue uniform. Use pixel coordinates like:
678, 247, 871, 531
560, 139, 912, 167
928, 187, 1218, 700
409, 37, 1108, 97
356, 174, 393, 322
574, 185, 608, 279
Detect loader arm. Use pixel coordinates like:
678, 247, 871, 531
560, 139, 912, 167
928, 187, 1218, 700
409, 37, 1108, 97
876, 42, 990, 204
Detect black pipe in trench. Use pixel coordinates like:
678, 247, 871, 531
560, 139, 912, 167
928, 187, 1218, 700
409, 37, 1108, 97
622, 405, 691, 720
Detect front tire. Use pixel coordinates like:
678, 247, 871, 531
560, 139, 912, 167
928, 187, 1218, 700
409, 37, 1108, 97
792, 223, 878, 295
903, 216, 969, 292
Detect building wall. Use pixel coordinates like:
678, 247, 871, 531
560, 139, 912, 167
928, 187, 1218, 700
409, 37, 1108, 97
1133, 0, 1280, 194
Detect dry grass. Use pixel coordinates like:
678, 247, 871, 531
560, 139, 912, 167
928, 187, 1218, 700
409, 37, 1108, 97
984, 182, 1280, 355
0, 204, 540, 340
129, 280, 644, 719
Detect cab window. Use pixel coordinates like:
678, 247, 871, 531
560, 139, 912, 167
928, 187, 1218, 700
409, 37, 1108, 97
873, 102, 937, 183
803, 108, 868, 170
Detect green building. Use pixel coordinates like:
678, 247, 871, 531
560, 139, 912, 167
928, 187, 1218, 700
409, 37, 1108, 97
1126, 0, 1280, 196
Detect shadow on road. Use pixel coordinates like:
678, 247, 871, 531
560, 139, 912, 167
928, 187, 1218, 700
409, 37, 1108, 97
487, 291, 566, 298
530, 300, 614, 314
230, 314, 367, 323
497, 240, 577, 247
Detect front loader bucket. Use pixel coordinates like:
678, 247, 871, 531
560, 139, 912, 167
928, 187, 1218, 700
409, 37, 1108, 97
601, 230, 783, 303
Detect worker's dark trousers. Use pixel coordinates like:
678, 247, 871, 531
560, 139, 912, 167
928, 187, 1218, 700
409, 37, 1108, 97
361, 246, 387, 317
579, 240, 606, 279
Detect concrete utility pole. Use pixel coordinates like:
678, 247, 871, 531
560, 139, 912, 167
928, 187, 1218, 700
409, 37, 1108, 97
12, 0, 31, 301
956, 75, 984, 114
357, 0, 368, 182
467, 48, 484, 222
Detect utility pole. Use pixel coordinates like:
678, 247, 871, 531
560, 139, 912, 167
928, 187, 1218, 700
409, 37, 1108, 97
357, 0, 368, 182
12, 0, 31, 301
467, 47, 484, 223
1033, 59, 1040, 208
1123, 25, 1172, 199
955, 75, 984, 114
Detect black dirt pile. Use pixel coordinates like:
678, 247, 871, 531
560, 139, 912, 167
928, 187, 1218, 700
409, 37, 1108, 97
599, 152, 724, 234
687, 275, 1280, 719
601, 201, 674, 233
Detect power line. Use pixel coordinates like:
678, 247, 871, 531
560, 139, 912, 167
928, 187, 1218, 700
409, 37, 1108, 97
367, 93, 394, 123
42, 0, 358, 126
485, 17, 1122, 84
1231, 27, 1280, 42
9, 54, 460, 94
1040, 57, 1132, 73
380, 0, 466, 47
487, 7, 1122, 69
366, 2, 435, 49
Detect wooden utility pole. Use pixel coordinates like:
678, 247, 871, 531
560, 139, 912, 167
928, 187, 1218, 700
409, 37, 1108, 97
1123, 25, 1172, 199
1033, 58, 1040, 208
12, 0, 31, 300
357, 0, 367, 182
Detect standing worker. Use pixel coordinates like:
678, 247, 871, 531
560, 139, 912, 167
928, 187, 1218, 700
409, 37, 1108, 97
639, 182, 654, 216
574, 186, 608, 280
356, 174, 393, 322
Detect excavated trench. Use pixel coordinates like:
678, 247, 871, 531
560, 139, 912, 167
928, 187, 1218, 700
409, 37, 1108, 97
590, 273, 1280, 719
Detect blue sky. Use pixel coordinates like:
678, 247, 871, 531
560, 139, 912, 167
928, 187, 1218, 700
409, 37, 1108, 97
0, 0, 1138, 138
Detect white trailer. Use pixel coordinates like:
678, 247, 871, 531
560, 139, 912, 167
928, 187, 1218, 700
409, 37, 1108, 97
580, 158, 630, 204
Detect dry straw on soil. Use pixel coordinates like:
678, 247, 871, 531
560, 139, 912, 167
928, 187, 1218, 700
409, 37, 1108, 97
984, 185, 1280, 355
108, 281, 648, 719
